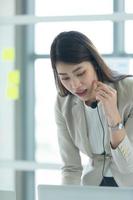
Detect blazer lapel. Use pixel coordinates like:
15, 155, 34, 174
72, 97, 93, 157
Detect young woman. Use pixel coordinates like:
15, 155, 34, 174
50, 30, 133, 187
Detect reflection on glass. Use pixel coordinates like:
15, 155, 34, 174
125, 21, 133, 53
0, 24, 15, 190
105, 57, 132, 74
35, 0, 113, 16
35, 21, 113, 54
0, 0, 15, 16
34, 59, 61, 164
129, 59, 133, 74
125, 0, 133, 13
36, 169, 61, 185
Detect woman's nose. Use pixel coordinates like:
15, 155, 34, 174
71, 78, 81, 90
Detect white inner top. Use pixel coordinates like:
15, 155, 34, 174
84, 102, 112, 177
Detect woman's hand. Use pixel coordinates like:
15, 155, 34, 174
95, 81, 121, 126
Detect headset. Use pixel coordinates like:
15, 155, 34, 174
90, 65, 107, 185
90, 101, 106, 184
97, 105, 106, 185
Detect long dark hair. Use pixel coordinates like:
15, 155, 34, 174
50, 30, 132, 96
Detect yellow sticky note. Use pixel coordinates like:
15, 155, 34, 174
2, 48, 15, 61
6, 86, 19, 100
8, 70, 20, 85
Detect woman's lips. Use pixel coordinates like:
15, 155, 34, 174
75, 89, 88, 97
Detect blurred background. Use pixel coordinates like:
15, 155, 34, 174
0, 0, 133, 200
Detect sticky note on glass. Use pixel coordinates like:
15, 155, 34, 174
6, 86, 19, 100
2, 48, 15, 61
8, 70, 20, 85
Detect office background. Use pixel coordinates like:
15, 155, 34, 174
0, 0, 133, 200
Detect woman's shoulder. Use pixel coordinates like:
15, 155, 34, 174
115, 77, 133, 102
55, 93, 78, 111
117, 77, 133, 91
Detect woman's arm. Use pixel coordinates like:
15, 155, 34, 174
111, 107, 133, 173
95, 81, 133, 173
55, 97, 83, 184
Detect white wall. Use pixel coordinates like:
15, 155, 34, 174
0, 0, 15, 190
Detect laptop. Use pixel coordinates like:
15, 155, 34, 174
38, 184, 133, 200
0, 191, 15, 200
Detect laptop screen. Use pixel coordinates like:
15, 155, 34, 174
38, 184, 133, 200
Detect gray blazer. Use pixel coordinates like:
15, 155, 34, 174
55, 78, 133, 186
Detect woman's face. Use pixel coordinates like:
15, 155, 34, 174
56, 61, 98, 103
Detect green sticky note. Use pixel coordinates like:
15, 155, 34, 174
8, 70, 20, 85
6, 86, 19, 100
2, 48, 15, 61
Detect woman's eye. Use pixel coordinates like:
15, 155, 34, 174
77, 71, 85, 77
61, 77, 70, 81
